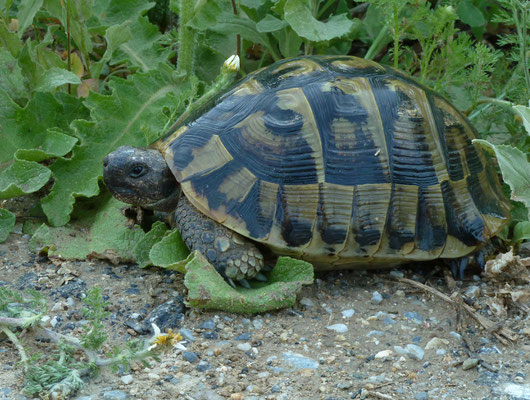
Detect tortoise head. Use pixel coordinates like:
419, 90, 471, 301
103, 146, 180, 212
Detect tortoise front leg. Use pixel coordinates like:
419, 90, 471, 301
173, 195, 264, 281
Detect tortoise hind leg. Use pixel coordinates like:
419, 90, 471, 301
173, 196, 264, 281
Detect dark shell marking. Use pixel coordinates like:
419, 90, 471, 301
159, 56, 510, 268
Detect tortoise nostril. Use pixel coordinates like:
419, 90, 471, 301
103, 155, 109, 168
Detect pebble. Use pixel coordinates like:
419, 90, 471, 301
282, 352, 319, 370
326, 323, 348, 333
500, 383, 530, 400
145, 297, 185, 332
234, 332, 252, 341
148, 372, 160, 380
367, 330, 385, 337
425, 337, 448, 350
300, 297, 315, 308
465, 285, 481, 298
182, 351, 198, 363
371, 291, 383, 305
449, 331, 462, 341
237, 343, 252, 352
102, 390, 129, 400
121, 375, 133, 385
375, 350, 393, 360
196, 360, 211, 372
341, 309, 355, 318
389, 270, 404, 278
462, 358, 479, 370
179, 328, 196, 342
198, 319, 216, 330
403, 311, 423, 324
415, 392, 429, 400
394, 344, 424, 360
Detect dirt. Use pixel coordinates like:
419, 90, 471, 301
0, 233, 529, 400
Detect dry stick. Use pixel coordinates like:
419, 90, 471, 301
364, 391, 395, 400
395, 277, 517, 344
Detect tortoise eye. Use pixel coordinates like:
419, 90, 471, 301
129, 165, 146, 178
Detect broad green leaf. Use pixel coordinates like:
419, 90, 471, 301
16, 0, 44, 38
34, 67, 82, 92
513, 221, 530, 243
91, 0, 155, 29
40, 64, 192, 226
513, 104, 530, 136
185, 253, 314, 314
0, 47, 26, 103
134, 221, 169, 268
256, 14, 288, 32
0, 19, 22, 57
29, 194, 146, 262
474, 140, 530, 213
91, 22, 132, 79
457, 0, 485, 27
0, 159, 50, 199
284, 0, 355, 42
112, 16, 173, 72
149, 229, 190, 271
0, 208, 16, 242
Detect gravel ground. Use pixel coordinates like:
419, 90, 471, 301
0, 233, 529, 400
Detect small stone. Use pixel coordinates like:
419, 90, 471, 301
282, 352, 319, 370
257, 371, 270, 379
198, 319, 216, 330
50, 316, 58, 328
425, 337, 448, 350
237, 343, 252, 352
196, 360, 211, 372
148, 372, 160, 380
326, 323, 348, 333
389, 270, 404, 278
337, 381, 352, 390
300, 297, 315, 307
449, 331, 462, 341
415, 392, 429, 400
462, 358, 479, 370
103, 390, 129, 400
501, 383, 530, 400
371, 291, 383, 305
436, 349, 446, 356
396, 290, 405, 297
235, 332, 252, 341
341, 309, 355, 318
403, 311, 423, 324
179, 328, 195, 342
375, 350, 393, 360
465, 285, 481, 298
252, 318, 263, 329
271, 385, 281, 393
367, 330, 385, 337
182, 351, 198, 363
405, 344, 424, 361
121, 374, 133, 385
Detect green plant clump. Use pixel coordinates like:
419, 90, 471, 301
0, 0, 529, 395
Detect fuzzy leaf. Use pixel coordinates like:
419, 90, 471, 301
474, 140, 530, 213
513, 104, 530, 136
256, 14, 288, 32
29, 194, 146, 262
17, 0, 44, 38
112, 16, 173, 72
513, 221, 530, 243
0, 208, 16, 242
0, 48, 27, 102
457, 0, 485, 27
91, 22, 132, 80
0, 159, 51, 199
34, 67, 82, 92
134, 221, 169, 268
148, 229, 189, 271
185, 253, 314, 314
40, 64, 192, 226
91, 0, 155, 28
284, 0, 355, 41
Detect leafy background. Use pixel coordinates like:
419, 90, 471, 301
0, 0, 529, 263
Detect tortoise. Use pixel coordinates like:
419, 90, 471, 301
103, 55, 511, 282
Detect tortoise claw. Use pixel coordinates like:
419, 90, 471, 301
238, 279, 251, 289
227, 278, 237, 289
254, 272, 268, 282
449, 257, 469, 280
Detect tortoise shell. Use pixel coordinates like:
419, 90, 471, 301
158, 56, 511, 268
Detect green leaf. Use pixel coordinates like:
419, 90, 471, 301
284, 0, 355, 42
256, 14, 288, 32
112, 16, 174, 72
91, 0, 155, 28
0, 159, 51, 199
40, 64, 192, 226
29, 194, 146, 261
91, 22, 132, 79
513, 104, 530, 136
473, 140, 530, 213
0, 47, 27, 103
0, 19, 22, 58
457, 0, 486, 27
17, 0, 44, 38
134, 221, 169, 268
34, 67, 82, 92
513, 221, 530, 243
185, 253, 314, 314
0, 208, 16, 242
149, 229, 190, 271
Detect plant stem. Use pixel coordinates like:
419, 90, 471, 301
512, 0, 530, 92
230, 0, 240, 59
66, 0, 71, 94
365, 24, 389, 60
393, 3, 399, 69
317, 0, 336, 19
176, 0, 196, 75
1, 326, 29, 371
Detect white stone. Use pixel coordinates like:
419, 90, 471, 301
121, 374, 133, 385
326, 323, 348, 333
237, 343, 252, 352
341, 309, 355, 318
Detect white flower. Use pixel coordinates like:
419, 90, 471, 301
147, 323, 186, 352
224, 55, 240, 72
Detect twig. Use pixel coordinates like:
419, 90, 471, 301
395, 278, 517, 344
364, 390, 395, 400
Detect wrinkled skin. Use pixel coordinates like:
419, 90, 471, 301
103, 146, 264, 281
